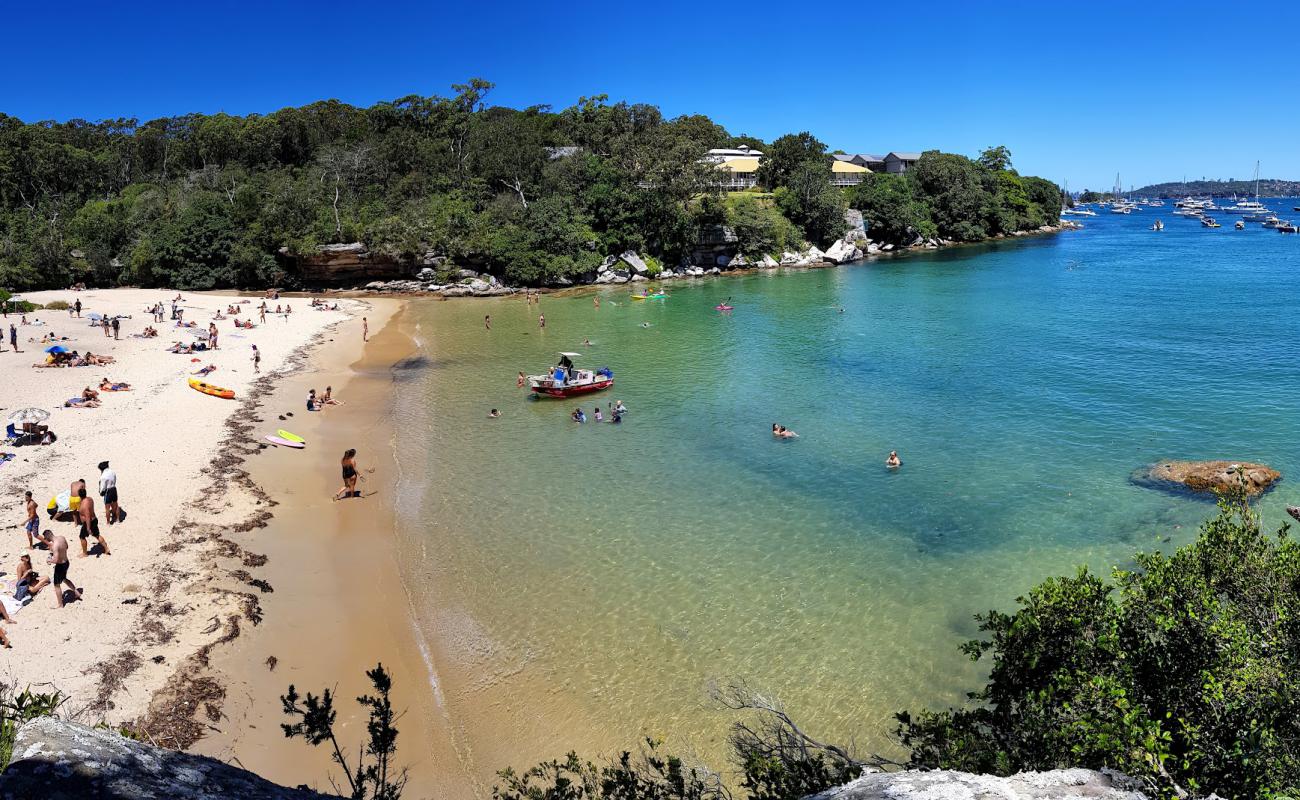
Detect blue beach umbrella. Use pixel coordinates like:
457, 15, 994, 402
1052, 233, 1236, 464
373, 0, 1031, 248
44, 345, 68, 354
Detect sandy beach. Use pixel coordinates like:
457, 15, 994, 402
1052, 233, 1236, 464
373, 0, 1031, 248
0, 288, 398, 746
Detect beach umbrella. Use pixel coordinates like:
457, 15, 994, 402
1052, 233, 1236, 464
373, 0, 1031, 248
44, 345, 68, 354
7, 408, 50, 425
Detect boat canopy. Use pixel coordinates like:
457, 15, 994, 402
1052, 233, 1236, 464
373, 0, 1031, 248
558, 352, 582, 358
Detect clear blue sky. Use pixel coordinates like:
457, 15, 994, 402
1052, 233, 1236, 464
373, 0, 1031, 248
5, 0, 1298, 190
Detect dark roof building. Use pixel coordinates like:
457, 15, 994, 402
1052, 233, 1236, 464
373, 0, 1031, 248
883, 152, 923, 174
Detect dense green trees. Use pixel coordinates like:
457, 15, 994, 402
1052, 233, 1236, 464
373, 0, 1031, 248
898, 488, 1300, 799
0, 91, 1060, 290
848, 148, 1060, 245
0, 84, 733, 290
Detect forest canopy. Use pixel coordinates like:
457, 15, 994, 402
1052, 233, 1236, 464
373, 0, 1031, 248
0, 83, 1059, 291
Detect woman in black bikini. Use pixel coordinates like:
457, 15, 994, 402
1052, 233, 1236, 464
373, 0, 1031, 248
334, 449, 359, 500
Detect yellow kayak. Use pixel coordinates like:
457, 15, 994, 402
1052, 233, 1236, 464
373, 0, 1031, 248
189, 377, 235, 399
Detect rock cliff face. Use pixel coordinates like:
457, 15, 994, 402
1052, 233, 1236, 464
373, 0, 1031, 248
289, 243, 445, 285
806, 767, 1148, 800
0, 717, 332, 800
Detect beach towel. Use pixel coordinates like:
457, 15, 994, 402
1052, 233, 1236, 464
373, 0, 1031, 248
1, 594, 25, 617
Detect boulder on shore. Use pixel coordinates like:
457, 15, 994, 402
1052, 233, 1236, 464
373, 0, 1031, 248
1, 717, 332, 800
808, 767, 1145, 800
1136, 460, 1281, 497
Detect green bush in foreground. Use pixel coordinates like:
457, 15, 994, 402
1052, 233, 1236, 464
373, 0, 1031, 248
898, 486, 1300, 799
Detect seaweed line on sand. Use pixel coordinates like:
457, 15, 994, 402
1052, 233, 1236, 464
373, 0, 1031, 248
77, 312, 360, 750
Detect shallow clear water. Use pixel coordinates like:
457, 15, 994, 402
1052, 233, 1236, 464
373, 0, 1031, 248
390, 201, 1300, 776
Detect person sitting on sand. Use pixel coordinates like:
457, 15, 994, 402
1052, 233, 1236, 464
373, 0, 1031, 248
321, 386, 342, 406
15, 554, 51, 602
99, 378, 131, 391
885, 451, 902, 469
193, 364, 217, 377
488, 408, 501, 418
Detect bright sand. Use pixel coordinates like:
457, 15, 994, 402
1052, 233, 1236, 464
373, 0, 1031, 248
188, 302, 460, 797
0, 289, 401, 752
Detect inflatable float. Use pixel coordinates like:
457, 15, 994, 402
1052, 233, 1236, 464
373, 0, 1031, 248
630, 293, 666, 301
188, 377, 235, 399
714, 304, 734, 311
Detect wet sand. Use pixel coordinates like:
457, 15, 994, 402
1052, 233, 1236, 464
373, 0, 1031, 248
191, 301, 464, 797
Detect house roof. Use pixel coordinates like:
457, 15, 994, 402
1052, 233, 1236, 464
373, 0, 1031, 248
886, 152, 922, 161
831, 154, 857, 162
857, 153, 885, 163
716, 157, 760, 173
830, 161, 869, 174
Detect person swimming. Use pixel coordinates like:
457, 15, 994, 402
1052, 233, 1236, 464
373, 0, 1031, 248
571, 408, 586, 423
772, 424, 798, 439
886, 451, 902, 468
488, 408, 501, 418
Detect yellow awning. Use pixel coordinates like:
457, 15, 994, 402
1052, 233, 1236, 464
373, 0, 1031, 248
830, 160, 870, 173
716, 157, 760, 173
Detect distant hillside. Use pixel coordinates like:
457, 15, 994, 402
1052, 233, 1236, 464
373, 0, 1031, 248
1131, 178, 1300, 198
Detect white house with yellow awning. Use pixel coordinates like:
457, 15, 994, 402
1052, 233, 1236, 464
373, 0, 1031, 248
829, 159, 870, 187
714, 156, 761, 190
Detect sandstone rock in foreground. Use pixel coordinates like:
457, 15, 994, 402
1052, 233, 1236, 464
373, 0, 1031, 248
1137, 460, 1281, 497
1, 717, 332, 800
806, 767, 1147, 800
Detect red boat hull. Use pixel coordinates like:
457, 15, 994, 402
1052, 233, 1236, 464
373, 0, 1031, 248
532, 378, 614, 398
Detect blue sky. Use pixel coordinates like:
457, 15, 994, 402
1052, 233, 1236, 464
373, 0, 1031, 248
5, 1, 1298, 190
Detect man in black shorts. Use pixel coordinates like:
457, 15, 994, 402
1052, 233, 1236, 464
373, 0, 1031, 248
40, 529, 82, 608
98, 461, 120, 524
77, 486, 110, 557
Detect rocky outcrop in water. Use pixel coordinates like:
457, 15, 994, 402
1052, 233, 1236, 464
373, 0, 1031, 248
806, 767, 1148, 800
0, 717, 332, 800
1136, 460, 1281, 497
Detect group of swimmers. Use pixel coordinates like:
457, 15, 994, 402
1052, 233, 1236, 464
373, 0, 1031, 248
773, 424, 902, 468
570, 400, 627, 424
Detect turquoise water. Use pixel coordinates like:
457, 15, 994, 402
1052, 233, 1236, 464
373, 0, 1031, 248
390, 200, 1300, 778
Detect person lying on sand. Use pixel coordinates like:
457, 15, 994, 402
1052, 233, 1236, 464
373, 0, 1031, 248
193, 364, 217, 377
99, 378, 131, 391
65, 395, 100, 409
84, 353, 114, 365
167, 341, 195, 354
